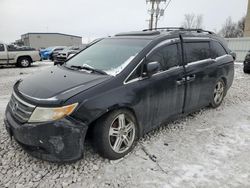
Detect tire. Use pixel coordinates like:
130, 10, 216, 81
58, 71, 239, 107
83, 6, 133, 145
17, 57, 31, 68
50, 54, 54, 61
93, 109, 138, 160
210, 79, 226, 108
243, 67, 250, 73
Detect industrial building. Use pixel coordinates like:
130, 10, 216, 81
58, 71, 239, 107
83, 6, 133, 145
20, 33, 82, 49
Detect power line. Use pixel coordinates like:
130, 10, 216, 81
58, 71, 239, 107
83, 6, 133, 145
163, 0, 172, 11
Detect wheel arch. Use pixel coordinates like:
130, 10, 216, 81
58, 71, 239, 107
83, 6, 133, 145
85, 105, 143, 139
220, 76, 227, 87
220, 76, 228, 95
17, 55, 33, 63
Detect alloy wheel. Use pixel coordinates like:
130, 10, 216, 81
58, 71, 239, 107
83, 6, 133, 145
20, 59, 30, 67
108, 113, 136, 154
213, 81, 224, 105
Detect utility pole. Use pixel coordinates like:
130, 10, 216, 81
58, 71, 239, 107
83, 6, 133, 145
149, 0, 155, 30
155, 1, 160, 28
146, 0, 171, 30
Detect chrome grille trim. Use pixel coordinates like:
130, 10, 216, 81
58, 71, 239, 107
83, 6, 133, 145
13, 91, 35, 108
8, 92, 36, 123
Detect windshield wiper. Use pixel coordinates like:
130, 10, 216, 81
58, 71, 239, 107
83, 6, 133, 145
70, 65, 107, 75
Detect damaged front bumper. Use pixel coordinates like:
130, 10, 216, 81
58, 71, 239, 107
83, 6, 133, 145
4, 108, 88, 163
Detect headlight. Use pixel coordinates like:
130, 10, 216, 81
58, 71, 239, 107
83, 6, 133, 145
28, 103, 78, 123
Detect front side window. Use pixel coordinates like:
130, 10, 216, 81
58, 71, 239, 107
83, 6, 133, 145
184, 42, 210, 63
210, 41, 227, 58
147, 44, 179, 71
65, 38, 150, 76
0, 44, 4, 51
127, 43, 180, 82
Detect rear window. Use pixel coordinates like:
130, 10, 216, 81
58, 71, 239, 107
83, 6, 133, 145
0, 44, 4, 51
210, 41, 227, 58
184, 42, 210, 63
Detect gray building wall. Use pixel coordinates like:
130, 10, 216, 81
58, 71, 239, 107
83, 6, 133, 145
225, 37, 250, 62
21, 33, 82, 49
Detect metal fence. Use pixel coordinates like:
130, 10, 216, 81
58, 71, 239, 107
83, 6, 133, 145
225, 37, 250, 62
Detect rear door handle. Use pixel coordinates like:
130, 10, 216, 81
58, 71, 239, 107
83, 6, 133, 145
176, 77, 186, 85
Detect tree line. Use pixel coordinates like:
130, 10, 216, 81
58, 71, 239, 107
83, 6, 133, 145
181, 13, 245, 38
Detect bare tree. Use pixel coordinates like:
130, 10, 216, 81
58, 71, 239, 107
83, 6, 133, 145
182, 13, 203, 29
237, 16, 245, 35
219, 16, 245, 38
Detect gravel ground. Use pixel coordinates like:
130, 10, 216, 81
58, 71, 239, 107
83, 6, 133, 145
0, 62, 250, 188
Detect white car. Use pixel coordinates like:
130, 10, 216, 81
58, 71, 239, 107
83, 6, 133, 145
0, 43, 40, 67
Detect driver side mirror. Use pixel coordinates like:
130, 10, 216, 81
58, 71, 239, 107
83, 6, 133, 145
146, 61, 160, 77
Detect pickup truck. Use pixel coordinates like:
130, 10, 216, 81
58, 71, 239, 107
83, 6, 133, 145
0, 43, 40, 67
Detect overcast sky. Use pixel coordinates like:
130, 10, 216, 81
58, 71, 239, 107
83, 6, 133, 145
0, 0, 248, 43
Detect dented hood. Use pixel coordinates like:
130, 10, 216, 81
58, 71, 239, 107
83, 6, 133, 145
17, 65, 111, 105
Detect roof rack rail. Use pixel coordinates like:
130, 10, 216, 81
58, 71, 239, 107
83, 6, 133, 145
143, 27, 184, 32
115, 31, 160, 36
142, 27, 215, 34
181, 28, 215, 34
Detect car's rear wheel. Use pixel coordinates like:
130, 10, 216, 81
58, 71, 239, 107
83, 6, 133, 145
17, 57, 31, 68
93, 109, 138, 160
210, 79, 226, 108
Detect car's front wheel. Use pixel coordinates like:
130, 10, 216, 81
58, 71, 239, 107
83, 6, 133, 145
93, 109, 138, 160
210, 79, 226, 108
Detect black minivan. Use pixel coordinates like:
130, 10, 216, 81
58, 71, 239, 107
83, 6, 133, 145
4, 28, 234, 162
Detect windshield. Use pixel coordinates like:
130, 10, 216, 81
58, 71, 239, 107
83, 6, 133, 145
65, 38, 150, 76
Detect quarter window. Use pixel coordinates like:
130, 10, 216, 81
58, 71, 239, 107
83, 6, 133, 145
210, 41, 227, 58
127, 64, 142, 81
147, 44, 179, 71
0, 44, 4, 51
184, 42, 210, 63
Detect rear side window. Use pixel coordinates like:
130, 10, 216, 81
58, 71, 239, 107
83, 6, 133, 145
0, 44, 4, 51
184, 42, 210, 63
147, 44, 179, 71
7, 45, 17, 51
210, 41, 227, 58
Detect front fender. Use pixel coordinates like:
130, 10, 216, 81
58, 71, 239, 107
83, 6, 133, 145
68, 85, 143, 137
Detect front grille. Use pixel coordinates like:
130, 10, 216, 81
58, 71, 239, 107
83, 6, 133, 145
55, 56, 67, 64
56, 56, 67, 60
8, 92, 36, 123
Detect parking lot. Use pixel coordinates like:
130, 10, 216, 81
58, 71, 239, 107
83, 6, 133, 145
0, 62, 250, 188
